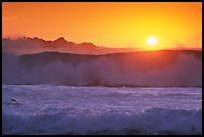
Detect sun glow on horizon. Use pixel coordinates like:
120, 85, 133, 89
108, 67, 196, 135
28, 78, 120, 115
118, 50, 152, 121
2, 2, 202, 50
146, 36, 158, 46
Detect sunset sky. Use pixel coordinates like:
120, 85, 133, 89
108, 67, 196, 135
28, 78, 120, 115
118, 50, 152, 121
2, 2, 202, 50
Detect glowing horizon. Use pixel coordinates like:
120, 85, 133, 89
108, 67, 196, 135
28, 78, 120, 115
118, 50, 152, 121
2, 2, 202, 50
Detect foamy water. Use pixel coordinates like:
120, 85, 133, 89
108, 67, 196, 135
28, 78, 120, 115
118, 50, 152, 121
2, 85, 202, 135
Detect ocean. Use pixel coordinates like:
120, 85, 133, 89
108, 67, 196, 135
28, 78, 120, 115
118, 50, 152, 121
2, 85, 202, 135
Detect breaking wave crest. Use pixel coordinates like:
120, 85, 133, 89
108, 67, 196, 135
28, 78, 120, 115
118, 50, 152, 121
2, 50, 202, 87
2, 108, 202, 135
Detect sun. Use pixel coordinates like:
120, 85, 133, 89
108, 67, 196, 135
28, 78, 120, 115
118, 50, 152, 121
146, 36, 158, 46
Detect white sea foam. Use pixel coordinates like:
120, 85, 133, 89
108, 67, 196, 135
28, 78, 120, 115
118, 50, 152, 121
2, 85, 202, 135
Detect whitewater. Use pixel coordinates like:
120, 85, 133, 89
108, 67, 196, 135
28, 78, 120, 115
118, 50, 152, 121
2, 85, 202, 135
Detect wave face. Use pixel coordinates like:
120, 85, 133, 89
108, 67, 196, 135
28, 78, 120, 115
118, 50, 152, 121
2, 85, 202, 135
2, 50, 202, 87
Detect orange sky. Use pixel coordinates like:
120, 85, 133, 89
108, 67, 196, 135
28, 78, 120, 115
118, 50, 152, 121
2, 2, 202, 50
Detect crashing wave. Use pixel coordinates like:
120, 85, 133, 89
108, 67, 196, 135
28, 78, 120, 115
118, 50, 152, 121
2, 50, 202, 87
2, 108, 202, 135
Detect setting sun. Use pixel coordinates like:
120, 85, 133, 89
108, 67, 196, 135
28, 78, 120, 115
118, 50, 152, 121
2, 2, 201, 50
146, 36, 158, 46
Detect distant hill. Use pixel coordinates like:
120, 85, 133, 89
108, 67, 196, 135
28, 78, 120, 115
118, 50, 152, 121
2, 37, 141, 55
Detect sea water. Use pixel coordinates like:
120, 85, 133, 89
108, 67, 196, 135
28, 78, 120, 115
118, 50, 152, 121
2, 85, 202, 135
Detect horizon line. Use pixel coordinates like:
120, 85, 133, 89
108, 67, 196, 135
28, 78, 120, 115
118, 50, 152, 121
2, 36, 202, 51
